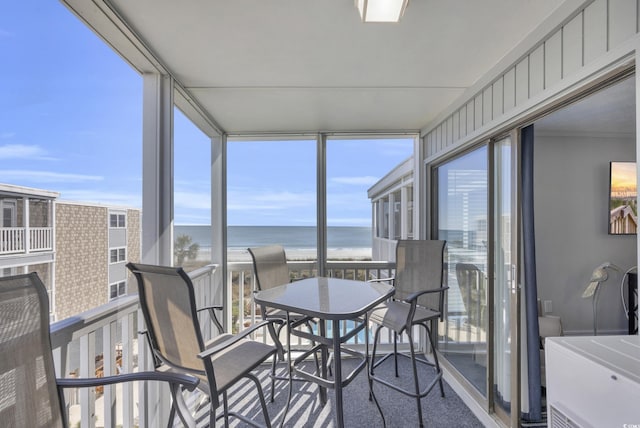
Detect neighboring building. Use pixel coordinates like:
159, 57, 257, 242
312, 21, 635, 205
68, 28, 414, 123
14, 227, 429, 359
0, 184, 141, 321
54, 201, 141, 320
367, 157, 414, 262
0, 184, 58, 317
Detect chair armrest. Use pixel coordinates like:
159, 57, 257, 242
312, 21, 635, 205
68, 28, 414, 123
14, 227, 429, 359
197, 305, 224, 334
403, 286, 449, 303
368, 277, 394, 284
57, 371, 199, 392
197, 319, 274, 360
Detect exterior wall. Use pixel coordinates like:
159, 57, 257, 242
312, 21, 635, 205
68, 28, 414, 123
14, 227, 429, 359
422, 0, 639, 159
127, 208, 141, 274
55, 203, 109, 320
54, 204, 142, 319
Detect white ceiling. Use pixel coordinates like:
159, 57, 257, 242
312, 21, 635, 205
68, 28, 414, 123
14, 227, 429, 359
98, 0, 565, 134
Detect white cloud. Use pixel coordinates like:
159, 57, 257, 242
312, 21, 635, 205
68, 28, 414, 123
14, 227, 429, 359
331, 176, 379, 186
0, 144, 55, 160
175, 191, 211, 210
0, 170, 103, 183
228, 189, 315, 211
58, 189, 141, 208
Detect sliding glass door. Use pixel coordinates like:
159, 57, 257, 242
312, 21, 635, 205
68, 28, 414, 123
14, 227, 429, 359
435, 136, 519, 423
436, 146, 489, 396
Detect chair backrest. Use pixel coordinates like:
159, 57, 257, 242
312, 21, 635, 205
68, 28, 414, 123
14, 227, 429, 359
248, 245, 290, 291
126, 263, 205, 374
0, 273, 64, 427
394, 240, 447, 314
455, 263, 485, 322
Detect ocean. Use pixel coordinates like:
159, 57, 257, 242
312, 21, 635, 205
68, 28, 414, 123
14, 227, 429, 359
174, 225, 372, 251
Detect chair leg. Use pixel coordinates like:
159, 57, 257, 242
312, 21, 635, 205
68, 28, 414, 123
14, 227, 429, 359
425, 323, 445, 397
223, 391, 230, 427
369, 324, 383, 401
270, 353, 278, 402
393, 332, 399, 377
306, 320, 321, 376
247, 373, 272, 428
408, 330, 425, 428
168, 384, 195, 428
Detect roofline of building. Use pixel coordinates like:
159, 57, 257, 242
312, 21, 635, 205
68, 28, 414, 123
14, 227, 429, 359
0, 183, 60, 199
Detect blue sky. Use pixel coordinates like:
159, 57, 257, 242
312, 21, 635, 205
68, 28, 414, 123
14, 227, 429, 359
2, 2, 412, 227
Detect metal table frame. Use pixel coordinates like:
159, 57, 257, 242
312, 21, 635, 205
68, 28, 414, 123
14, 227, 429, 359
254, 277, 394, 427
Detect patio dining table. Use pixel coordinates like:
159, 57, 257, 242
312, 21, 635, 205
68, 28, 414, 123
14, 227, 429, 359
253, 276, 395, 428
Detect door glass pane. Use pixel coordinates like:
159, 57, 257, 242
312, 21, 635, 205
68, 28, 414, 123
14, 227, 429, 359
494, 137, 513, 415
437, 146, 488, 396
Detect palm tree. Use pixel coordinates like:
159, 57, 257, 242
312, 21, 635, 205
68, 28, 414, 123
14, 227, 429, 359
174, 234, 200, 265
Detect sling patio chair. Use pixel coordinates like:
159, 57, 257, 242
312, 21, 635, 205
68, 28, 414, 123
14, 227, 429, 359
369, 239, 449, 428
0, 272, 199, 428
127, 262, 277, 428
248, 245, 320, 401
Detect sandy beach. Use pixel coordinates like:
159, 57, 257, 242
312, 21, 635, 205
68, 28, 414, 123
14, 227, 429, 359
195, 247, 372, 262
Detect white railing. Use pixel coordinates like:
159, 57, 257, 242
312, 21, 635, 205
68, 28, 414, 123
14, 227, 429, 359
0, 227, 24, 254
49, 264, 218, 428
0, 226, 53, 254
30, 227, 53, 251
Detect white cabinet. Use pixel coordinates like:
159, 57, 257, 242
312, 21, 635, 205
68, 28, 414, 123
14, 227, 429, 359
545, 335, 640, 428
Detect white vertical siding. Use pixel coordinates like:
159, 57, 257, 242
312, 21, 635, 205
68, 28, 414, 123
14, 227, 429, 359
515, 57, 529, 106
474, 95, 482, 131
492, 78, 503, 119
503, 67, 516, 112
483, 86, 493, 125
563, 13, 583, 77
609, 0, 637, 47
423, 0, 640, 159
544, 31, 562, 87
453, 110, 460, 142
466, 100, 474, 135
459, 105, 467, 138
529, 45, 545, 97
584, 0, 607, 64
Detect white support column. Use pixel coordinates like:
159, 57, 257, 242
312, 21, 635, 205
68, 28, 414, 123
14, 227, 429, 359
142, 73, 174, 265
400, 185, 408, 239
24, 197, 30, 253
415, 135, 425, 239
211, 134, 229, 330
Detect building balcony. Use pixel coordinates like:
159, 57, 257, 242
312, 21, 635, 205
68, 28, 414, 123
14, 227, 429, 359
0, 226, 54, 255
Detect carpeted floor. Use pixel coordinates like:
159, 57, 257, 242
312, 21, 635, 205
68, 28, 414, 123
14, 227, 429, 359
193, 355, 484, 427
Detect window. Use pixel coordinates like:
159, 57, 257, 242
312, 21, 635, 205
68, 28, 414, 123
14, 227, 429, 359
110, 213, 126, 228
109, 281, 126, 299
110, 247, 126, 263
